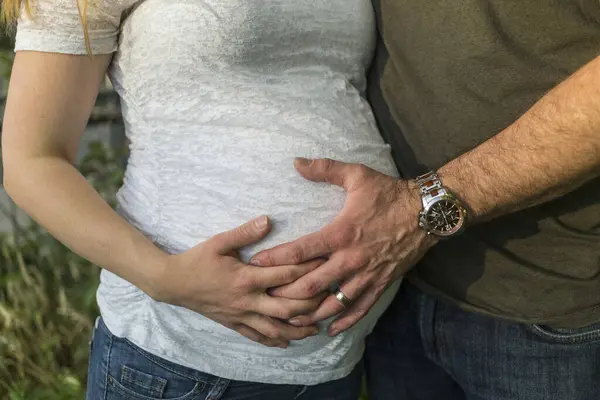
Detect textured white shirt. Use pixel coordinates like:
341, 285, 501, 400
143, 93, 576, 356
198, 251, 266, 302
16, 0, 401, 384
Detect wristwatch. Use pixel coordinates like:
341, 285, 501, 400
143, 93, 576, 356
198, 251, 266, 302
415, 171, 468, 238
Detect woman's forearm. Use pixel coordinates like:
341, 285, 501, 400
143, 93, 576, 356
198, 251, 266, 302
3, 155, 168, 298
1, 53, 167, 295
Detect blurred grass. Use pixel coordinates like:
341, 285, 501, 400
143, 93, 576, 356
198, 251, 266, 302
0, 143, 124, 399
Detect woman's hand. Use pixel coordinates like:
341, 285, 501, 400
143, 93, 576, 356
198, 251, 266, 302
154, 216, 325, 348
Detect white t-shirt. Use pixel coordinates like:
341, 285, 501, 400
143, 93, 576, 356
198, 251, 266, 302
16, 0, 401, 385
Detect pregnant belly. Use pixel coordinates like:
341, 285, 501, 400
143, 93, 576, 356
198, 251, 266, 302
157, 177, 347, 261
117, 125, 399, 258
106, 125, 401, 366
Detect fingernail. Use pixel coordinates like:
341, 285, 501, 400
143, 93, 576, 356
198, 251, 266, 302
250, 257, 263, 266
278, 343, 288, 349
310, 328, 320, 336
255, 216, 268, 230
328, 327, 339, 337
295, 157, 311, 166
289, 318, 303, 326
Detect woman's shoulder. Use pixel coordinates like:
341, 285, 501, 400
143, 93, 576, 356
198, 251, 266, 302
22, 0, 139, 21
16, 0, 141, 55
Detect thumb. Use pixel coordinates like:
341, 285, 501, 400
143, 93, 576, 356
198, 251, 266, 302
294, 158, 362, 191
211, 216, 271, 255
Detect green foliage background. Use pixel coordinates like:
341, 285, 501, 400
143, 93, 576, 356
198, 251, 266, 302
0, 28, 126, 399
0, 143, 125, 399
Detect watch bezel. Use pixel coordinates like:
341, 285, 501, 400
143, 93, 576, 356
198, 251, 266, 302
420, 194, 467, 238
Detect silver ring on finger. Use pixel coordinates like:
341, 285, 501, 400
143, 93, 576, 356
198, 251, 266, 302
334, 288, 353, 309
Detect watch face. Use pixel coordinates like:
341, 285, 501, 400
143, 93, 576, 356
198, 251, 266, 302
425, 199, 464, 236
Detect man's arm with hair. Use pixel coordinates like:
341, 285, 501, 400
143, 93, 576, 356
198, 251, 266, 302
252, 55, 600, 336
440, 55, 600, 223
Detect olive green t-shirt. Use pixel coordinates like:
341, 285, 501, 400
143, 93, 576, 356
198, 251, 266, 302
369, 0, 600, 327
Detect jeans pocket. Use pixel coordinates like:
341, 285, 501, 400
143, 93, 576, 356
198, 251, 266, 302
527, 320, 600, 345
106, 337, 206, 400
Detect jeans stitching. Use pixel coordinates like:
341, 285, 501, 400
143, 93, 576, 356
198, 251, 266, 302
98, 319, 208, 394
104, 331, 114, 400
293, 386, 308, 399
122, 365, 167, 396
418, 291, 434, 359
530, 324, 600, 344
122, 338, 208, 384
108, 375, 203, 400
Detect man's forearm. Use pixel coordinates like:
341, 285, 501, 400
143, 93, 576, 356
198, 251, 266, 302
438, 55, 600, 224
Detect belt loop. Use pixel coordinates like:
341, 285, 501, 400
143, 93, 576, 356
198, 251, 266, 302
205, 377, 231, 400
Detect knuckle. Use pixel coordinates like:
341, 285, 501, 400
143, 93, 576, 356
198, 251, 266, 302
232, 276, 248, 293
298, 327, 316, 338
237, 224, 253, 240
315, 158, 335, 174
372, 282, 387, 296
306, 297, 322, 310
278, 307, 295, 320
231, 296, 251, 312
280, 268, 297, 283
268, 305, 289, 320
280, 327, 301, 340
343, 251, 365, 269
302, 280, 322, 297
238, 270, 259, 290
332, 261, 349, 278
330, 225, 355, 249
349, 304, 371, 321
354, 306, 369, 319
260, 253, 276, 267
356, 276, 373, 292
257, 337, 271, 346
237, 329, 257, 342
289, 248, 305, 265
329, 300, 345, 315
285, 332, 303, 341
263, 326, 280, 339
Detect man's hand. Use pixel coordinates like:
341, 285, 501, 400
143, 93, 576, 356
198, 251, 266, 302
251, 158, 438, 336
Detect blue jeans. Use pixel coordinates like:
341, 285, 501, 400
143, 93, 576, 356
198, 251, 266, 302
365, 282, 600, 400
86, 318, 363, 400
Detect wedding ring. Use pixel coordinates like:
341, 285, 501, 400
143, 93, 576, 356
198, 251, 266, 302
334, 289, 353, 308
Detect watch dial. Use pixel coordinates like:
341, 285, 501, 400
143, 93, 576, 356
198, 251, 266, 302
426, 200, 463, 235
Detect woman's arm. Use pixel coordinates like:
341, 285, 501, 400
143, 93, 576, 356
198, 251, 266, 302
3, 52, 167, 295
2, 51, 321, 346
